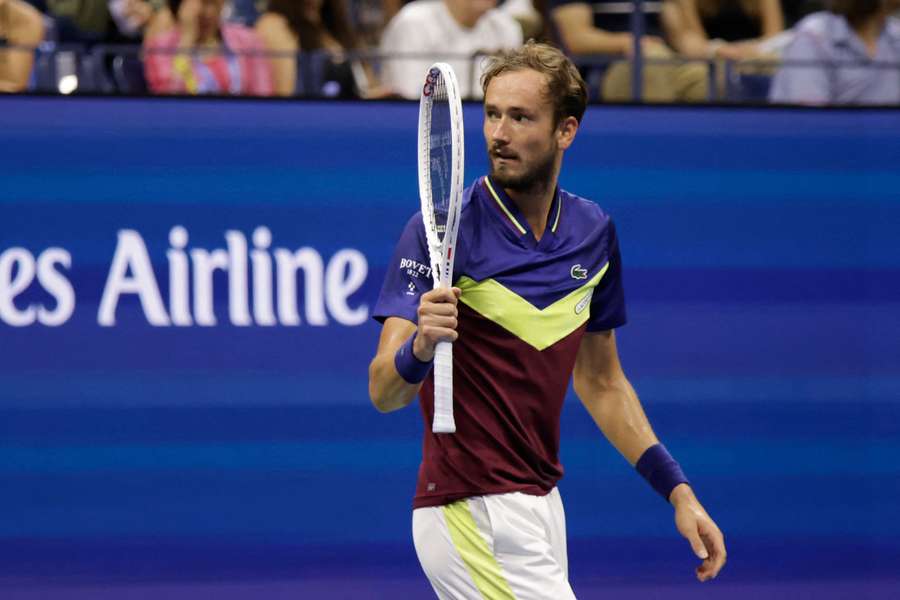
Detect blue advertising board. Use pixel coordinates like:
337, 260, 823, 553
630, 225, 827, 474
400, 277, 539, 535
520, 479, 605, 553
1, 96, 899, 599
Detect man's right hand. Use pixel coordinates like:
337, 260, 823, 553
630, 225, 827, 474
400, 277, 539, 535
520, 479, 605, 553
413, 287, 461, 362
622, 34, 668, 58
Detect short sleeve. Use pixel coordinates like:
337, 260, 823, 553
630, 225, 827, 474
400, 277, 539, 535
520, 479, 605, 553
586, 219, 627, 331
769, 30, 832, 105
372, 213, 433, 324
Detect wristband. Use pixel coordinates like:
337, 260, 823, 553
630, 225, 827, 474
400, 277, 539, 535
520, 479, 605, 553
394, 333, 432, 384
635, 443, 689, 502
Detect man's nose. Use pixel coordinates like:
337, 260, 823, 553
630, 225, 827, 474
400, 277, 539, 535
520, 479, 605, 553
490, 118, 510, 143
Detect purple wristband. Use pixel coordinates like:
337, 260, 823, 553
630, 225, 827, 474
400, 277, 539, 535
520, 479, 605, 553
394, 333, 433, 384
635, 443, 689, 502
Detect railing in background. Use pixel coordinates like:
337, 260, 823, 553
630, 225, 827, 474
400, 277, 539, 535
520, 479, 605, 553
2, 40, 899, 105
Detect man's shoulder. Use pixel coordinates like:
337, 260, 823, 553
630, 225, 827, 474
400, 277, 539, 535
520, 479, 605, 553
791, 12, 849, 45
390, 0, 446, 26
560, 187, 613, 226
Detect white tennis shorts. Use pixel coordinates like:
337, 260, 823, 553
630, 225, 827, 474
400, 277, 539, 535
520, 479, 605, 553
412, 488, 577, 600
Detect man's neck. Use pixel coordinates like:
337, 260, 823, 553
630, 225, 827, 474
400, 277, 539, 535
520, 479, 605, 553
853, 11, 889, 57
443, 0, 477, 29
506, 180, 557, 242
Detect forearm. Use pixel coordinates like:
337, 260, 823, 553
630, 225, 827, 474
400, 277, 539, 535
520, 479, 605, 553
560, 28, 631, 56
578, 376, 658, 465
673, 31, 712, 59
368, 351, 422, 413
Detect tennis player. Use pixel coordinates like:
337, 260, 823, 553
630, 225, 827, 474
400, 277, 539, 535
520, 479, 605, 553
369, 40, 726, 599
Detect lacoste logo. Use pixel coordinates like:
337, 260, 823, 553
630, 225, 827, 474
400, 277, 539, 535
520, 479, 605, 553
570, 264, 588, 280
575, 290, 592, 315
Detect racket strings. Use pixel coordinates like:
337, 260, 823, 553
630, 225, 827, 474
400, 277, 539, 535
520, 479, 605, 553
428, 74, 453, 244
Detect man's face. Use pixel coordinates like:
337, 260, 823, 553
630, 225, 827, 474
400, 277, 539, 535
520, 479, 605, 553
483, 69, 559, 192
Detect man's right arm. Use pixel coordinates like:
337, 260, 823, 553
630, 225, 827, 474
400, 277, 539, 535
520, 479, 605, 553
368, 287, 461, 413
553, 3, 631, 55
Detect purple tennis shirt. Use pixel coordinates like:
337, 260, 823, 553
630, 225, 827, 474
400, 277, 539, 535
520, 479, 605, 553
374, 176, 627, 508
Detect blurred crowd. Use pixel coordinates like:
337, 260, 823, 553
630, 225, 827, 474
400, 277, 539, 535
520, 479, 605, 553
0, 0, 898, 104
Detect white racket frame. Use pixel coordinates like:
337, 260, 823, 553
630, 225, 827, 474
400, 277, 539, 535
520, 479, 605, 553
417, 62, 464, 434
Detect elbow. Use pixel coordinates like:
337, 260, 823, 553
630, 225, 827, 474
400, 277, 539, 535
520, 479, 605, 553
368, 361, 388, 413
574, 372, 624, 400
369, 388, 393, 414
368, 359, 401, 413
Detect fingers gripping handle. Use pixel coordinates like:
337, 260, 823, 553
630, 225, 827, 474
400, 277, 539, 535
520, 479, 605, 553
432, 341, 455, 433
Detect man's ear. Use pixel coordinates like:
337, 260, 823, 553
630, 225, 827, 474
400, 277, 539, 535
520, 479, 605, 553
557, 116, 579, 150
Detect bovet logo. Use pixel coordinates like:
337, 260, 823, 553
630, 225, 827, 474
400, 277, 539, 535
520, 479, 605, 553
400, 258, 432, 279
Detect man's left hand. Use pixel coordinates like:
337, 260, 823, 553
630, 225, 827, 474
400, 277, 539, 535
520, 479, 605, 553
670, 483, 726, 582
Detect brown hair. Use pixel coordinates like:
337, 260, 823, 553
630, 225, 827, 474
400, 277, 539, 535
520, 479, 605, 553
268, 0, 359, 51
829, 0, 881, 25
481, 40, 588, 124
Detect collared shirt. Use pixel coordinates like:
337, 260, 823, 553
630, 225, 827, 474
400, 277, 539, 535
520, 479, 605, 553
374, 176, 627, 508
770, 12, 900, 105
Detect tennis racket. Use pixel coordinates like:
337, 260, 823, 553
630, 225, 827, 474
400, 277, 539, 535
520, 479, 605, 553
418, 63, 464, 434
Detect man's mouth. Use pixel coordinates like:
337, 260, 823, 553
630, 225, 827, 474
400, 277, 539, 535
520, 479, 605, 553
492, 149, 518, 160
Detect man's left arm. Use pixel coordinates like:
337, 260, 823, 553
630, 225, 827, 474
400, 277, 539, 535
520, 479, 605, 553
573, 329, 727, 582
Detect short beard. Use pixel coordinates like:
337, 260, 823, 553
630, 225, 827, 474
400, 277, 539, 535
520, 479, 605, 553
489, 147, 557, 195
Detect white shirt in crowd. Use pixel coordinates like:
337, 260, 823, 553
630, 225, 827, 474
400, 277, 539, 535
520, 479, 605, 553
379, 0, 524, 100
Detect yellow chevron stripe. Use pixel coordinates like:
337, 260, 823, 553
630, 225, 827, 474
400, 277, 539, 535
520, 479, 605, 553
484, 177, 527, 235
443, 500, 516, 600
457, 263, 609, 351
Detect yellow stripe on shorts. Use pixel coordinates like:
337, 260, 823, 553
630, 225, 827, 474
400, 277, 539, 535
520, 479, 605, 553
442, 500, 516, 600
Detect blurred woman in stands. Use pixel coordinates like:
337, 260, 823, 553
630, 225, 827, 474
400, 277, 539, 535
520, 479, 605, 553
144, 0, 273, 95
0, 0, 44, 91
769, 0, 900, 105
255, 0, 385, 97
663, 0, 785, 62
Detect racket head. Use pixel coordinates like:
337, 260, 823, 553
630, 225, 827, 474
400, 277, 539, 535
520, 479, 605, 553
417, 63, 464, 289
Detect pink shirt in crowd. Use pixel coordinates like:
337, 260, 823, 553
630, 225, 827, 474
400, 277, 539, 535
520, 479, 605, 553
144, 23, 273, 96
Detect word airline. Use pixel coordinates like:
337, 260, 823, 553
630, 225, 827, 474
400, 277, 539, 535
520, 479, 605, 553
0, 226, 369, 327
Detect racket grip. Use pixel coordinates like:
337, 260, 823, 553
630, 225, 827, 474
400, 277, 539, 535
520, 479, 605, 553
432, 340, 455, 434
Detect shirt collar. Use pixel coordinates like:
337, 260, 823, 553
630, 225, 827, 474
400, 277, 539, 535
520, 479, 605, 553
482, 176, 562, 239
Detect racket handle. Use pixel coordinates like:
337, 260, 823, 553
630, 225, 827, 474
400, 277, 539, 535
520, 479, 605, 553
432, 340, 455, 434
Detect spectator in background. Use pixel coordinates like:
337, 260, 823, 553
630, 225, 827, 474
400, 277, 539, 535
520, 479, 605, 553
379, 0, 522, 99
769, 0, 900, 105
663, 0, 784, 61
108, 0, 172, 39
144, 0, 273, 95
552, 0, 708, 102
0, 0, 44, 91
255, 0, 383, 97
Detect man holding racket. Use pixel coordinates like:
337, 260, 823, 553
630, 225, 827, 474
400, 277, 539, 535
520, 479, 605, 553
369, 41, 726, 599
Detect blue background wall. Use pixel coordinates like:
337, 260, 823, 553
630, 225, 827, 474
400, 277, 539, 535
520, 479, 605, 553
1, 97, 898, 599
